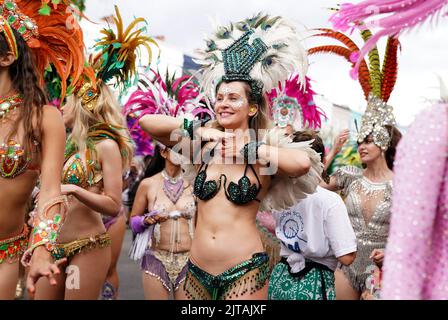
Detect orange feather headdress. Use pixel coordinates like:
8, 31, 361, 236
0, 0, 86, 100
309, 28, 400, 150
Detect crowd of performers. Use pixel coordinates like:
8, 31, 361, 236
0, 0, 447, 300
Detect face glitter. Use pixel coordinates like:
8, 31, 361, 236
216, 86, 246, 109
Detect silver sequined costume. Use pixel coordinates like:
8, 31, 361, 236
332, 166, 392, 292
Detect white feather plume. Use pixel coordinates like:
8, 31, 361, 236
196, 13, 309, 97
260, 128, 323, 212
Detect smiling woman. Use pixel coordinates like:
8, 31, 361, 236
213, 81, 270, 132
314, 27, 403, 299
136, 13, 324, 300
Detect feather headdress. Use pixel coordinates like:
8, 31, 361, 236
266, 74, 326, 130
329, 0, 448, 74
0, 0, 86, 99
76, 5, 159, 112
123, 69, 213, 155
309, 28, 399, 150
195, 13, 308, 102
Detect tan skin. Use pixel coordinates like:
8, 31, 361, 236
131, 149, 194, 300
139, 81, 312, 300
0, 52, 66, 299
32, 97, 123, 300
322, 133, 392, 300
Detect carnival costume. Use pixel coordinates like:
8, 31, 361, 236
0, 0, 85, 266
126, 70, 201, 292
174, 13, 324, 300
309, 27, 400, 296
29, 6, 155, 270
330, 0, 448, 299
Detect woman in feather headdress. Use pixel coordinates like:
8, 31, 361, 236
134, 13, 323, 300
26, 5, 157, 300
331, 0, 448, 300
309, 28, 402, 299
263, 76, 357, 301
125, 70, 203, 300
0, 0, 86, 299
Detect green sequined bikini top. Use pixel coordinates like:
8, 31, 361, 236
193, 145, 262, 205
62, 123, 128, 188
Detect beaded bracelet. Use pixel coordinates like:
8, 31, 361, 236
240, 141, 266, 163
183, 118, 195, 140
181, 118, 210, 140
21, 195, 70, 266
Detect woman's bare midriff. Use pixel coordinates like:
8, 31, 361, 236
190, 202, 264, 276
0, 171, 38, 239
151, 217, 192, 253
58, 186, 107, 243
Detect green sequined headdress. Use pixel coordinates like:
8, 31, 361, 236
196, 13, 308, 103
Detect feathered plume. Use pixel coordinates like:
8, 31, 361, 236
308, 28, 372, 100
308, 28, 400, 102
6, 0, 87, 99
92, 5, 159, 93
329, 0, 448, 75
123, 69, 213, 156
195, 12, 308, 97
266, 74, 326, 130
381, 37, 400, 102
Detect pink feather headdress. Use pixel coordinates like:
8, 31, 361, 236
330, 0, 448, 77
267, 74, 326, 130
123, 69, 214, 155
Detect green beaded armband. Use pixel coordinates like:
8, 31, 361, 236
240, 141, 266, 163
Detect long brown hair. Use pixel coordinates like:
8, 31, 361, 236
384, 125, 402, 170
0, 30, 47, 154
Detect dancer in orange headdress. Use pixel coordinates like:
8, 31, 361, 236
0, 0, 85, 299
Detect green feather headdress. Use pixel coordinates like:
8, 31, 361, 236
195, 13, 308, 103
76, 5, 159, 111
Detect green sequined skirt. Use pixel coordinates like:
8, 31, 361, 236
183, 252, 270, 300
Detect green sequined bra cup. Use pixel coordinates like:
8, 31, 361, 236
183, 252, 270, 300
193, 145, 262, 205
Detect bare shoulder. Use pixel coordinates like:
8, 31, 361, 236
41, 105, 64, 127
40, 105, 65, 139
96, 138, 121, 161
139, 175, 161, 193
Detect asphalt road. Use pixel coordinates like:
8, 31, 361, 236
116, 227, 145, 300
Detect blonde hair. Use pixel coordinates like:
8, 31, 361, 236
68, 83, 134, 170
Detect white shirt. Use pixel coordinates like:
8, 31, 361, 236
274, 186, 357, 272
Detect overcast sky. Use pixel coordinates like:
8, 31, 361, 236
80, 0, 448, 127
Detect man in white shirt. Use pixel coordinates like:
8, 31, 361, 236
268, 131, 357, 300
